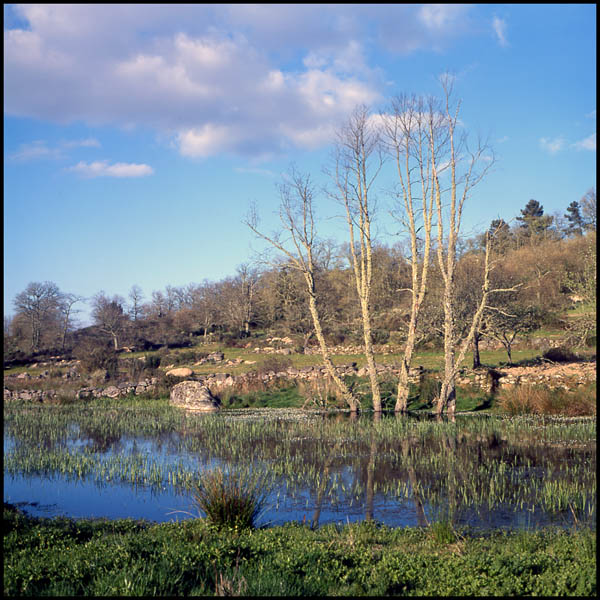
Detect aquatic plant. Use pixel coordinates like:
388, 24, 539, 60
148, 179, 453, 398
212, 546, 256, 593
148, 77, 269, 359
191, 467, 267, 529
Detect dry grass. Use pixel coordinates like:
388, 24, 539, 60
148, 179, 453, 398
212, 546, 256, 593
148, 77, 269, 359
496, 384, 596, 416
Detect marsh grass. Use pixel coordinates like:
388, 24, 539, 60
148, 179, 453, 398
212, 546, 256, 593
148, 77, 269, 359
191, 468, 267, 529
496, 384, 596, 416
4, 401, 596, 527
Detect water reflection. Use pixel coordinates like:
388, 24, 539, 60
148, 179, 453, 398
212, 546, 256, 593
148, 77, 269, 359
4, 407, 595, 531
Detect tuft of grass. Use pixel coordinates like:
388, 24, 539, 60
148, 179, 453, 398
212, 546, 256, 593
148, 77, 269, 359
430, 519, 458, 546
191, 468, 267, 530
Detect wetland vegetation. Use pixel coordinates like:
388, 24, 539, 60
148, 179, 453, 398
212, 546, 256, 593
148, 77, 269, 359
4, 392, 596, 596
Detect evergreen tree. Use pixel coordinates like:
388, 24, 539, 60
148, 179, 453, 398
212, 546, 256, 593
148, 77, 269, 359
516, 199, 553, 241
564, 200, 584, 236
488, 218, 513, 253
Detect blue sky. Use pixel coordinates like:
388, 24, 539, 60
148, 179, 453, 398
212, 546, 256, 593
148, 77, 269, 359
4, 4, 596, 325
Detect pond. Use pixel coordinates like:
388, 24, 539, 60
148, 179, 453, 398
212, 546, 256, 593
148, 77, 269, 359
3, 402, 596, 532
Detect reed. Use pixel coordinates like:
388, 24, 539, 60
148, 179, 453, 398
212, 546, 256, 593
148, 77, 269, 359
191, 467, 267, 529
4, 401, 596, 527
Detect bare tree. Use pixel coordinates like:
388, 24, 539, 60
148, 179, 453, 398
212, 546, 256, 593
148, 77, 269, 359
128, 285, 145, 322
247, 167, 360, 412
432, 76, 496, 415
237, 263, 259, 336
91, 292, 128, 350
58, 293, 85, 351
580, 187, 596, 230
382, 93, 443, 412
13, 281, 62, 352
330, 105, 385, 412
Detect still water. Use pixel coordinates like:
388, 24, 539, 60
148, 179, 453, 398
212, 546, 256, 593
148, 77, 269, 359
4, 406, 596, 531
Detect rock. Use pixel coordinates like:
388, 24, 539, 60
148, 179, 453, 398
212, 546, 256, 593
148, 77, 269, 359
103, 386, 121, 398
170, 381, 221, 412
166, 367, 193, 377
207, 352, 225, 362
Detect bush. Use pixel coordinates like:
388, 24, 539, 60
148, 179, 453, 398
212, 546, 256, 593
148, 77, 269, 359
542, 347, 579, 363
144, 355, 161, 371
496, 384, 596, 416
418, 375, 442, 406
74, 340, 119, 379
254, 356, 293, 376
371, 329, 390, 345
191, 468, 267, 529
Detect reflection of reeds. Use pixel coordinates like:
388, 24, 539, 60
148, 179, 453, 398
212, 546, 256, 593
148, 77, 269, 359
4, 401, 596, 526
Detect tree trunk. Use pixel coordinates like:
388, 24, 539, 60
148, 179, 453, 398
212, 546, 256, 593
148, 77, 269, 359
472, 331, 481, 369
395, 360, 411, 412
361, 302, 382, 412
308, 294, 359, 412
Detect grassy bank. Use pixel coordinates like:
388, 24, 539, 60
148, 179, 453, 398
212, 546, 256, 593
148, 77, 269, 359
4, 504, 595, 596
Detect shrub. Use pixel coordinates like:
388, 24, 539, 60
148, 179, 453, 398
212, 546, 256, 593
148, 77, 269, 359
144, 355, 161, 371
123, 358, 145, 381
74, 340, 119, 379
542, 346, 579, 363
418, 376, 442, 406
371, 329, 390, 345
297, 378, 346, 409
191, 468, 267, 529
254, 356, 293, 376
496, 384, 596, 416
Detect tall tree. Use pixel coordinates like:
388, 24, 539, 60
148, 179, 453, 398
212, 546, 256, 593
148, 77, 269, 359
330, 105, 384, 412
488, 218, 513, 254
516, 199, 553, 243
128, 285, 145, 322
381, 93, 439, 412
91, 292, 128, 350
13, 281, 62, 352
58, 293, 85, 351
433, 75, 496, 415
247, 167, 360, 412
580, 188, 596, 231
564, 201, 585, 236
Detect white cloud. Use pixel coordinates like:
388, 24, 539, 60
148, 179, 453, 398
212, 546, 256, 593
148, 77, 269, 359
4, 4, 486, 159
539, 136, 566, 154
8, 137, 101, 161
492, 16, 508, 47
9, 140, 63, 161
573, 133, 596, 151
67, 160, 154, 178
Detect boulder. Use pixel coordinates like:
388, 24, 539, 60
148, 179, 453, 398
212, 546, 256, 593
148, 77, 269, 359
166, 367, 193, 378
170, 381, 221, 412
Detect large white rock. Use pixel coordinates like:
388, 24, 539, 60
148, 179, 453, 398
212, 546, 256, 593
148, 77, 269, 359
166, 367, 193, 377
169, 381, 221, 412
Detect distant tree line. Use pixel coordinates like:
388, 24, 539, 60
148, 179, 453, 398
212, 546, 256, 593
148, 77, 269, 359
6, 191, 595, 362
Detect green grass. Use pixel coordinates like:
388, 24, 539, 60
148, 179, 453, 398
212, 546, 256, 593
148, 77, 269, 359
4, 505, 595, 596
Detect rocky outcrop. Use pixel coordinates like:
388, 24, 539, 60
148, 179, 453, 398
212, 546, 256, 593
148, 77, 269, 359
170, 381, 221, 412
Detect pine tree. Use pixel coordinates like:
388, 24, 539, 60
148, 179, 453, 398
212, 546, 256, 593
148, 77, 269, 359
564, 200, 584, 236
516, 199, 553, 241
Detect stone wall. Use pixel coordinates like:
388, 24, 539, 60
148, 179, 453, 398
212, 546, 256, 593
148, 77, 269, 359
4, 361, 595, 404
